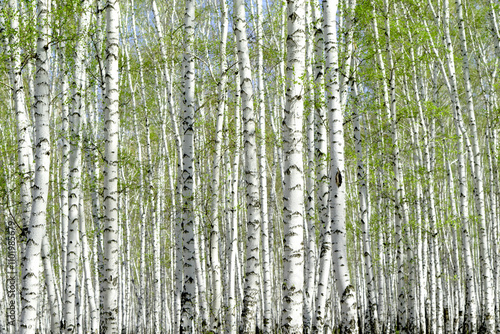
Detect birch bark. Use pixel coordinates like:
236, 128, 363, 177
86, 85, 103, 319
209, 0, 228, 329
101, 0, 120, 331
324, 0, 358, 332
255, 0, 272, 331
65, 1, 91, 330
233, 0, 262, 331
180, 0, 196, 331
455, 1, 495, 330
59, 54, 70, 297
227, 48, 241, 333
352, 77, 379, 334
303, 3, 316, 332
8, 0, 32, 243
19, 0, 50, 331
7, 2, 33, 329
446, 159, 463, 334
41, 236, 60, 333
281, 0, 306, 332
487, 127, 500, 334
128, 2, 148, 329
311, 2, 331, 331
79, 197, 98, 333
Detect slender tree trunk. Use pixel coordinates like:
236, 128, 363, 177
86, 84, 103, 322
101, 0, 120, 331
386, 8, 407, 334
8, 0, 33, 246
59, 54, 70, 298
281, 0, 306, 332
123, 41, 147, 334
19, 0, 51, 331
227, 44, 241, 333
254, 0, 272, 332
7, 2, 33, 330
41, 236, 60, 333
180, 0, 196, 332
324, 0, 358, 332
193, 170, 210, 331
150, 131, 161, 334
303, 3, 316, 332
127, 1, 148, 330
64, 2, 91, 330
487, 125, 500, 334
233, 0, 262, 332
79, 197, 99, 333
311, 2, 331, 331
209, 0, 228, 329
352, 77, 379, 334
446, 159, 463, 334
455, 1, 495, 331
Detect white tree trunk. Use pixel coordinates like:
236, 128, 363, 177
86, 84, 103, 319
19, 0, 50, 331
59, 56, 70, 298
311, 2, 331, 331
233, 0, 262, 332
446, 159, 463, 334
209, 0, 227, 329
151, 133, 161, 334
41, 236, 60, 333
352, 77, 379, 334
227, 43, 241, 333
180, 0, 196, 332
254, 0, 272, 332
281, 0, 306, 332
303, 3, 316, 332
193, 172, 210, 330
79, 197, 99, 333
7, 3, 33, 330
101, 0, 120, 331
385, 6, 408, 333
486, 125, 500, 334
324, 0, 358, 332
64, 2, 90, 329
455, 1, 495, 330
127, 1, 148, 330
8, 0, 33, 242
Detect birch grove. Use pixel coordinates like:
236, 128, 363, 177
1, 0, 500, 333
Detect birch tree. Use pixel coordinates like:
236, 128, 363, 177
2, 0, 500, 332
209, 0, 228, 329
227, 46, 242, 333
455, 1, 495, 330
303, 4, 316, 332
233, 0, 261, 332
352, 75, 379, 334
281, 0, 306, 332
101, 0, 120, 331
8, 0, 32, 245
180, 0, 197, 331
19, 0, 51, 331
64, 1, 91, 330
324, 0, 358, 332
311, 2, 331, 331
255, 0, 272, 331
